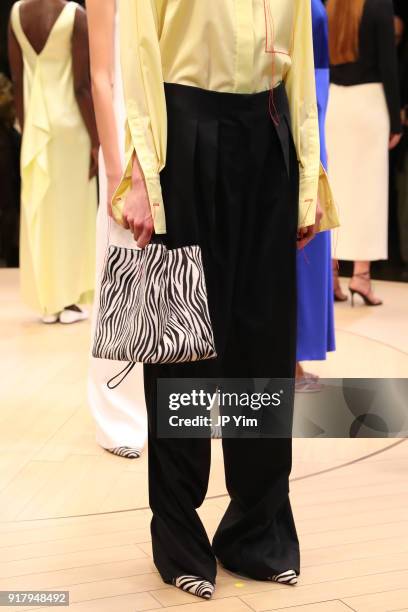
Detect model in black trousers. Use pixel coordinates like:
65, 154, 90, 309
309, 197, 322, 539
143, 82, 300, 585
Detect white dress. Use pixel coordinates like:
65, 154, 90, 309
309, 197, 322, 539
88, 9, 147, 451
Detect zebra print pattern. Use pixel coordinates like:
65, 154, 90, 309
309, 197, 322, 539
92, 244, 217, 364
174, 576, 215, 599
107, 447, 140, 459
269, 569, 298, 585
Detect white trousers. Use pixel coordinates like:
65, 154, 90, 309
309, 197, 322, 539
88, 181, 147, 451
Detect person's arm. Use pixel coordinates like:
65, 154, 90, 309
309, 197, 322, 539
285, 0, 320, 240
86, 0, 123, 212
285, 0, 339, 245
72, 5, 99, 178
111, 0, 167, 245
7, 18, 24, 131
376, 0, 402, 145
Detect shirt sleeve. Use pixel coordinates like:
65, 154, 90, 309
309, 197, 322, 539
112, 0, 167, 234
284, 0, 321, 229
376, 0, 402, 134
318, 164, 340, 232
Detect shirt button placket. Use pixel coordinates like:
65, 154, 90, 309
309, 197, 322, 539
234, 0, 255, 93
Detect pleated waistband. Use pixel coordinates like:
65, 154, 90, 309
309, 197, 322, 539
164, 82, 290, 122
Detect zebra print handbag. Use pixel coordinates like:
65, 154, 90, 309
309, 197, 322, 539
92, 242, 217, 369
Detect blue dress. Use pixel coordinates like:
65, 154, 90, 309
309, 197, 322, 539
296, 0, 335, 361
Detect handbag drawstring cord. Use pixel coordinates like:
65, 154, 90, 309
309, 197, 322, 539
107, 362, 136, 389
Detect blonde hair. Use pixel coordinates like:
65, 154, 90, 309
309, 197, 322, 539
327, 0, 366, 65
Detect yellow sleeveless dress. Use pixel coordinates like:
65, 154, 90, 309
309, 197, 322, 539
11, 1, 97, 315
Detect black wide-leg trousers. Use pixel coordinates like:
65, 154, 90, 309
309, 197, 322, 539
144, 83, 300, 584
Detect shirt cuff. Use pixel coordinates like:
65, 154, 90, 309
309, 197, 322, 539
298, 166, 340, 232
111, 146, 167, 235
298, 174, 319, 229
318, 164, 340, 232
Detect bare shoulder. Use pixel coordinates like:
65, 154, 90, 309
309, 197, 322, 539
73, 2, 88, 33
74, 2, 86, 18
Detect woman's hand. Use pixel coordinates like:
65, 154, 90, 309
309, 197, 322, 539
297, 199, 322, 250
389, 133, 402, 150
122, 177, 154, 248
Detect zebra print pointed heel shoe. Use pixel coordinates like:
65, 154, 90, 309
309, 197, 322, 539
269, 569, 298, 586
106, 447, 141, 459
174, 575, 215, 599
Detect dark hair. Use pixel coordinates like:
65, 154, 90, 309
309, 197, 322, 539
0, 73, 16, 129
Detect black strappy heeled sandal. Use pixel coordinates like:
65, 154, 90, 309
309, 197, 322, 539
349, 271, 383, 307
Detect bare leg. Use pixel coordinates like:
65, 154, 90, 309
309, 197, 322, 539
332, 259, 348, 302
296, 362, 318, 381
349, 261, 383, 306
296, 362, 304, 379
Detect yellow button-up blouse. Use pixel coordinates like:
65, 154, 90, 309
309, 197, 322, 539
113, 0, 339, 234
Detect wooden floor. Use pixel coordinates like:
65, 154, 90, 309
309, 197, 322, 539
0, 269, 408, 611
